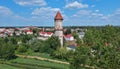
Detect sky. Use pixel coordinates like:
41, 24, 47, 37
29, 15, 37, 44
0, 0, 120, 26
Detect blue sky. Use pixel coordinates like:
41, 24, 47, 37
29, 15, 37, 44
0, 0, 120, 26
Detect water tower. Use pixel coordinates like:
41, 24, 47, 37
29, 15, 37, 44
54, 11, 63, 47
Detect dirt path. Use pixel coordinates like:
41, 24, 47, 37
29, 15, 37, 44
16, 54, 69, 65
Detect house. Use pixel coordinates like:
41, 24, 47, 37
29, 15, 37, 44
39, 31, 46, 37
39, 31, 53, 37
7, 28, 15, 36
79, 32, 85, 39
25, 30, 33, 35
46, 32, 53, 37
0, 32, 8, 37
19, 27, 30, 31
64, 34, 74, 41
66, 45, 76, 51
64, 34, 76, 46
0, 28, 6, 32
8, 32, 13, 36
15, 31, 22, 36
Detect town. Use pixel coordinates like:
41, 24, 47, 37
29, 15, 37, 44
0, 0, 120, 69
0, 12, 86, 51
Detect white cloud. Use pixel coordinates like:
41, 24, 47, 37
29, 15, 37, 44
65, 1, 88, 9
91, 5, 95, 7
31, 7, 62, 25
0, 6, 27, 20
14, 0, 46, 6
73, 10, 91, 17
31, 7, 69, 26
91, 13, 103, 17
0, 6, 30, 26
106, 9, 120, 23
32, 7, 60, 16
95, 10, 99, 12
115, 9, 120, 14
0, 6, 13, 16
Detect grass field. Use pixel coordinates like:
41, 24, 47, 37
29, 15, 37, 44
0, 64, 22, 69
10, 57, 69, 69
19, 52, 68, 62
0, 57, 69, 69
0, 52, 69, 69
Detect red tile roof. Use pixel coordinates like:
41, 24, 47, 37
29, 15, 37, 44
65, 34, 72, 38
40, 31, 46, 34
39, 31, 53, 35
47, 32, 53, 35
54, 11, 63, 20
25, 30, 32, 32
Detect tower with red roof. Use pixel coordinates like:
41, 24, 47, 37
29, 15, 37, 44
54, 11, 63, 47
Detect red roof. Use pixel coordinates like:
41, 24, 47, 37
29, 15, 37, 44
54, 11, 63, 20
47, 32, 53, 35
2, 29, 7, 32
39, 31, 46, 34
25, 30, 32, 32
65, 34, 72, 38
39, 31, 53, 35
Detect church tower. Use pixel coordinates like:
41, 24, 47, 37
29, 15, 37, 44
54, 11, 63, 47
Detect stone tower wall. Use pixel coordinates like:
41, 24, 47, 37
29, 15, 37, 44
54, 20, 63, 30
54, 31, 63, 47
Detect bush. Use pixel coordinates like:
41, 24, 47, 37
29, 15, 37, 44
17, 44, 27, 53
29, 40, 46, 52
0, 41, 16, 60
52, 48, 75, 61
45, 36, 60, 54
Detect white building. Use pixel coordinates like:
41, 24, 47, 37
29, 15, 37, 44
79, 32, 85, 39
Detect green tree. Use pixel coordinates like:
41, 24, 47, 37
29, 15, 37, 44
45, 36, 60, 54
72, 31, 82, 45
0, 39, 16, 60
16, 44, 28, 53
52, 48, 68, 60
70, 25, 120, 69
70, 46, 91, 69
64, 28, 71, 35
30, 40, 46, 52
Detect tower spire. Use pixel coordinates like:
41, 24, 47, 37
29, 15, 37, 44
54, 11, 63, 20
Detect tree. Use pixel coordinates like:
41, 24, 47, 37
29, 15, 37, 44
16, 43, 28, 53
52, 48, 68, 60
72, 31, 82, 45
0, 38, 16, 60
45, 36, 60, 54
70, 26, 120, 69
64, 28, 71, 35
29, 40, 46, 52
70, 46, 91, 69
21, 35, 34, 43
90, 45, 120, 69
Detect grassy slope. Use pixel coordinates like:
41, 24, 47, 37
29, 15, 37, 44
10, 57, 69, 69
19, 52, 68, 62
0, 64, 22, 69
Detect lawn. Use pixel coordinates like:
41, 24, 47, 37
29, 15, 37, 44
0, 57, 69, 69
0, 63, 22, 69
19, 52, 68, 62
9, 57, 69, 69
